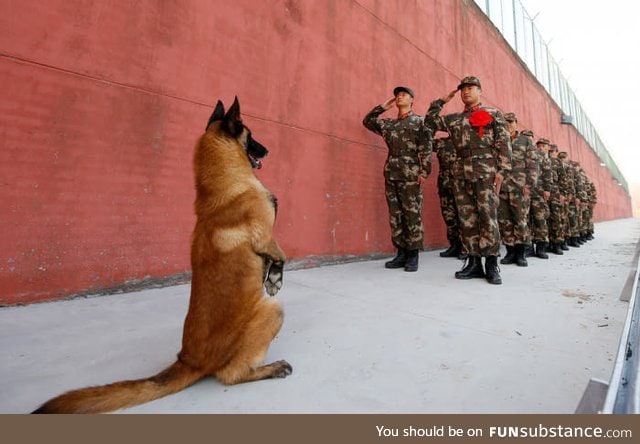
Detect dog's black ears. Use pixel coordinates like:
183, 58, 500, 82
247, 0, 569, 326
206, 100, 225, 130
222, 96, 244, 137
206, 97, 243, 137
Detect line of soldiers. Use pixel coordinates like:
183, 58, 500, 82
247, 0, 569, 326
436, 114, 598, 267
363, 76, 597, 285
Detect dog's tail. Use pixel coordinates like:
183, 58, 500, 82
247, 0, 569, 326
32, 360, 205, 414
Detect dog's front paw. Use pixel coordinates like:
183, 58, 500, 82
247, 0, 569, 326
264, 260, 283, 296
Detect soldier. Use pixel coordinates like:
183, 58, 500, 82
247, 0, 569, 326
363, 86, 432, 272
585, 179, 597, 240
434, 136, 465, 259
570, 160, 589, 247
557, 151, 575, 250
426, 76, 512, 285
547, 144, 567, 255
529, 138, 554, 259
498, 112, 536, 267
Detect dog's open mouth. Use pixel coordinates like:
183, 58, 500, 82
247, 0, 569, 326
248, 153, 262, 169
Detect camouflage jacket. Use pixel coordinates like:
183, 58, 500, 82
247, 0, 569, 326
561, 161, 576, 199
589, 181, 598, 205
573, 165, 588, 202
434, 137, 456, 190
503, 131, 538, 192
426, 100, 511, 181
532, 153, 554, 197
550, 157, 566, 196
363, 106, 432, 181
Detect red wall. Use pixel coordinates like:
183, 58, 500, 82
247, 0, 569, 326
0, 0, 631, 305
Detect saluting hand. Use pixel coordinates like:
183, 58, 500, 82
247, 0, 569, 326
381, 97, 396, 111
441, 89, 458, 103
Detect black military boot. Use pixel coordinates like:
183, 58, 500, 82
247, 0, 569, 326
484, 256, 502, 285
524, 244, 534, 258
535, 241, 549, 259
549, 242, 564, 255
579, 234, 587, 244
455, 256, 485, 279
500, 245, 516, 265
404, 250, 419, 272
515, 244, 528, 267
561, 240, 570, 251
586, 232, 594, 240
439, 238, 462, 258
568, 236, 581, 248
385, 248, 407, 269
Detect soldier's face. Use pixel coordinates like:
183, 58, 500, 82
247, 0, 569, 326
537, 143, 549, 154
395, 92, 413, 108
460, 85, 481, 106
506, 121, 517, 134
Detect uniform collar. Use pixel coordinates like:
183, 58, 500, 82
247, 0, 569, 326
397, 110, 414, 119
464, 103, 482, 113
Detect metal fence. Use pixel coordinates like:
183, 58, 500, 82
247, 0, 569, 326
473, 0, 628, 191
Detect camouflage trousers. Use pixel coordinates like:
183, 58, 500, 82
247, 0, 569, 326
498, 188, 530, 246
568, 201, 581, 237
452, 177, 501, 257
385, 179, 424, 251
529, 193, 549, 242
581, 206, 592, 234
562, 202, 571, 239
438, 183, 460, 241
548, 194, 566, 244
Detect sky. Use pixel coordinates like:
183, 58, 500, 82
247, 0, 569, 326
519, 0, 640, 196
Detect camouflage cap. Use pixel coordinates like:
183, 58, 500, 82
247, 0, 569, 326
393, 86, 415, 98
457, 76, 482, 90
504, 112, 517, 122
558, 151, 568, 158
521, 129, 534, 137
536, 138, 551, 145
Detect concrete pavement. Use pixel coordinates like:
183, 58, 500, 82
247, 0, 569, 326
1, 218, 639, 413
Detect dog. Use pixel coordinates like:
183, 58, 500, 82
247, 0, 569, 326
33, 97, 291, 413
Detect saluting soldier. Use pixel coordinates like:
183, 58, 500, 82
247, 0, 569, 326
434, 136, 465, 259
363, 86, 432, 272
498, 113, 538, 267
426, 76, 512, 285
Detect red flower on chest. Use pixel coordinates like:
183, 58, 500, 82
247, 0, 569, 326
469, 109, 493, 138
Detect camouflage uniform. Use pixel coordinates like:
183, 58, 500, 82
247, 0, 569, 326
558, 152, 575, 247
434, 136, 462, 250
498, 127, 536, 252
548, 151, 567, 249
363, 105, 432, 252
426, 100, 512, 258
572, 162, 588, 239
529, 144, 553, 249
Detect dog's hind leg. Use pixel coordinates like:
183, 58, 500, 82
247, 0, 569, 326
214, 298, 292, 385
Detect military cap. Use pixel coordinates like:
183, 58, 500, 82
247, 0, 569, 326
504, 112, 517, 122
536, 138, 551, 145
457, 76, 482, 90
558, 151, 568, 159
393, 86, 415, 98
521, 129, 534, 137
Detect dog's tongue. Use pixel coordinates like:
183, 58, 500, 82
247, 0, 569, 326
249, 154, 262, 169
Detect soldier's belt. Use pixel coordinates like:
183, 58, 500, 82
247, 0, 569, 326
456, 147, 494, 158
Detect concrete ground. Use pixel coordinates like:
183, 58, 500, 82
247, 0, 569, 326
1, 218, 639, 414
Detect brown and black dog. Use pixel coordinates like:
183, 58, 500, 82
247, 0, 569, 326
33, 98, 291, 413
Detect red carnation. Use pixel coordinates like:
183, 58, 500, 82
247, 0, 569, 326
469, 109, 493, 137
